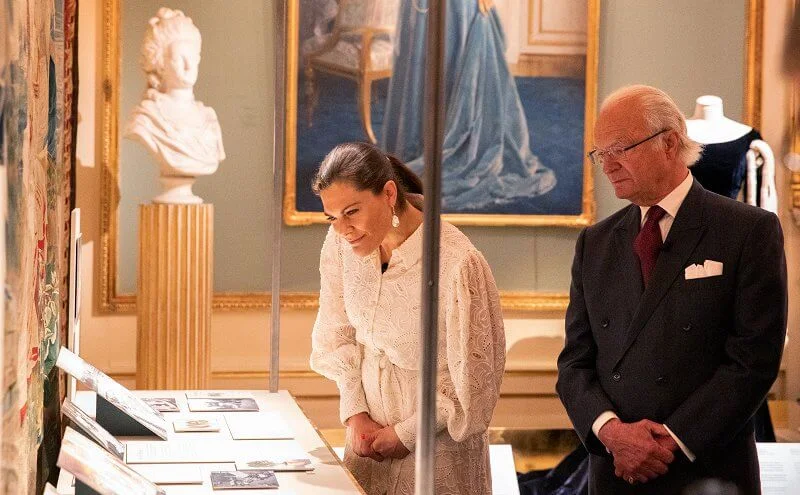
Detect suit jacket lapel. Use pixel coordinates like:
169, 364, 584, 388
612, 205, 644, 318
613, 180, 708, 369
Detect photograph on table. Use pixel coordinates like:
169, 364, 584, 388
61, 397, 126, 460
142, 397, 180, 413
172, 418, 222, 432
55, 347, 169, 439
210, 470, 279, 490
237, 457, 313, 472
187, 398, 260, 412
184, 390, 255, 400
57, 427, 167, 495
285, 0, 598, 226
235, 440, 315, 472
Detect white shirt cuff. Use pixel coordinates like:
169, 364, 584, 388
663, 424, 696, 462
592, 411, 619, 438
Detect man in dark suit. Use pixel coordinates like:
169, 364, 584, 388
556, 85, 787, 494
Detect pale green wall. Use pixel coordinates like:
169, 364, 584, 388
594, 0, 747, 220
119, 0, 274, 293
116, 0, 747, 295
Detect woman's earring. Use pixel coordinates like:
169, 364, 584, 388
391, 206, 400, 228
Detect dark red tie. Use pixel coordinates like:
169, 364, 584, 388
633, 205, 667, 287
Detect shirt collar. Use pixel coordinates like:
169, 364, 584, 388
391, 222, 424, 267
367, 222, 424, 269
640, 171, 693, 224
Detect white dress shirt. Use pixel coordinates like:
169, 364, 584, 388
592, 172, 697, 462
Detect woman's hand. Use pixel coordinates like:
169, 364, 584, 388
371, 426, 411, 459
345, 413, 385, 462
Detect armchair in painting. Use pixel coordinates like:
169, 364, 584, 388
303, 0, 400, 144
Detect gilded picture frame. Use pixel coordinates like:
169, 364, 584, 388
283, 0, 599, 227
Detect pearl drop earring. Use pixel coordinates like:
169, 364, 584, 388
391, 206, 400, 228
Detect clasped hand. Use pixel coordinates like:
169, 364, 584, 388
598, 419, 679, 485
347, 413, 410, 462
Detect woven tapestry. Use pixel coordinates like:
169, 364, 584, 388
1, 0, 77, 492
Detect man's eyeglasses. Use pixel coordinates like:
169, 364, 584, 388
588, 129, 670, 168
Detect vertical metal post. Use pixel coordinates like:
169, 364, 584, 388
269, 0, 288, 394
416, 0, 446, 493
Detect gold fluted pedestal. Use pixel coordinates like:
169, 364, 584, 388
137, 203, 213, 389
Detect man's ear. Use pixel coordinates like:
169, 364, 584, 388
663, 131, 680, 160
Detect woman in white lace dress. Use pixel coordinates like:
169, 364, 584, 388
310, 142, 506, 494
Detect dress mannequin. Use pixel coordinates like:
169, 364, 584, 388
686, 95, 752, 143
686, 95, 776, 213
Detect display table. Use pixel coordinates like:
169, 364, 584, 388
56, 390, 365, 494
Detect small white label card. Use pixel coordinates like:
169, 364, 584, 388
126, 440, 238, 464
224, 412, 293, 440
129, 464, 204, 485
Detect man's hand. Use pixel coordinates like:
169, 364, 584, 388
597, 419, 677, 484
653, 428, 680, 452
345, 412, 385, 462
371, 426, 411, 459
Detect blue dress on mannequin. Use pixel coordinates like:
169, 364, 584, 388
380, 0, 556, 211
689, 129, 762, 199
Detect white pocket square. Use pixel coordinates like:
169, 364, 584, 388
684, 260, 723, 280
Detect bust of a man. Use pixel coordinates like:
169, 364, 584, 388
124, 8, 225, 204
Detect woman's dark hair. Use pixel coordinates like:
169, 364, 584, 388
312, 142, 423, 211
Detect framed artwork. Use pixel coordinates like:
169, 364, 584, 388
58, 427, 166, 495
283, 0, 599, 227
56, 348, 169, 440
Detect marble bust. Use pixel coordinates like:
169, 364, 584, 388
124, 8, 225, 204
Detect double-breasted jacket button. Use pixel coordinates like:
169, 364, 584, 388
655, 376, 667, 385
601, 319, 610, 328
612, 372, 621, 382
682, 323, 692, 332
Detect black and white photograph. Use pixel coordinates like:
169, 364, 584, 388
210, 470, 279, 490
187, 398, 260, 412
56, 347, 169, 439
61, 397, 126, 460
143, 397, 180, 412
185, 390, 255, 400
57, 427, 166, 495
172, 418, 222, 432
236, 457, 313, 472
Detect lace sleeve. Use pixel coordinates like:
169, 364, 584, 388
395, 250, 505, 449
310, 228, 368, 424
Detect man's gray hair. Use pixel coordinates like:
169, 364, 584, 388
600, 85, 702, 167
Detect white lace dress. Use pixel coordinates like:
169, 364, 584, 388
310, 222, 506, 495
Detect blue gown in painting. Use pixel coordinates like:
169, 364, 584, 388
381, 0, 556, 211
